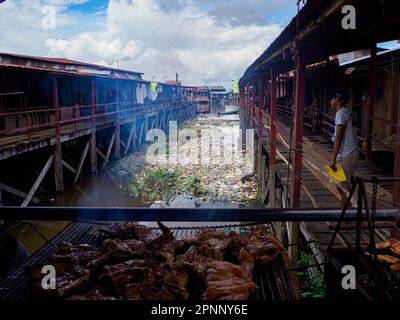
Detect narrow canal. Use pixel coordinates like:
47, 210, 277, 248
53, 113, 259, 209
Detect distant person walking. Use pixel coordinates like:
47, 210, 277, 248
329, 90, 359, 208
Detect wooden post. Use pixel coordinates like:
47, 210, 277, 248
90, 79, 98, 173
115, 81, 121, 159
366, 44, 377, 162
53, 77, 64, 193
394, 87, 400, 204
269, 70, 277, 208
101, 133, 115, 170
0, 182, 40, 203
74, 141, 90, 182
22, 155, 54, 207
289, 56, 306, 262
257, 76, 264, 196
124, 122, 135, 156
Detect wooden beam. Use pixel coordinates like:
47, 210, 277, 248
0, 182, 40, 203
101, 133, 115, 170
22, 155, 54, 207
62, 160, 76, 174
124, 122, 135, 156
74, 141, 90, 183
96, 148, 106, 160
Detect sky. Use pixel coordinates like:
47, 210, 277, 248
0, 0, 297, 89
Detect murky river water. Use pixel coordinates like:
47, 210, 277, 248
54, 113, 258, 208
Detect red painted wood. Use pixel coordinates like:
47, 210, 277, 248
53, 77, 60, 137
270, 71, 277, 179
291, 58, 306, 208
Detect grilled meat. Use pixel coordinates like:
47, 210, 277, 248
100, 222, 154, 241
246, 235, 280, 266
391, 245, 400, 256
188, 230, 230, 251
100, 259, 149, 288
176, 243, 223, 277
375, 239, 400, 250
224, 232, 248, 262
47, 243, 102, 272
55, 265, 91, 298
375, 254, 400, 264
202, 250, 256, 300
27, 222, 293, 301
390, 263, 400, 272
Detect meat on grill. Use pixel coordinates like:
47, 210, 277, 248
99, 222, 154, 241
27, 223, 291, 300
202, 248, 256, 300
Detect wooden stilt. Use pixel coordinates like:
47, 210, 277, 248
101, 133, 115, 170
22, 154, 54, 207
115, 124, 121, 159
0, 182, 40, 203
96, 148, 106, 160
90, 131, 98, 173
53, 77, 64, 193
62, 160, 76, 174
124, 122, 135, 156
54, 140, 64, 193
74, 141, 90, 182
115, 81, 121, 159
138, 121, 145, 146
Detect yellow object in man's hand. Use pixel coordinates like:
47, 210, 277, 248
325, 163, 347, 183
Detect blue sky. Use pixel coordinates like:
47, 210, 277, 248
68, 0, 109, 14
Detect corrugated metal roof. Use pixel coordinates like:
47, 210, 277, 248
0, 52, 143, 80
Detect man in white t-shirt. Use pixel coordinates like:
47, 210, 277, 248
329, 90, 359, 208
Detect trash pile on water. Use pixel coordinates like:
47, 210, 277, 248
112, 115, 259, 207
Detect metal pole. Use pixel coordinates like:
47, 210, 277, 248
0, 207, 398, 222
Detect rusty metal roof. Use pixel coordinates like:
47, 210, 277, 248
0, 52, 143, 80
240, 0, 400, 84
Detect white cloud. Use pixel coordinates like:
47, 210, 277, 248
1, 0, 284, 88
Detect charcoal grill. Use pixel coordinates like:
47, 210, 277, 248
0, 222, 298, 301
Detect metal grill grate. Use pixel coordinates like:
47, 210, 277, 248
0, 222, 297, 301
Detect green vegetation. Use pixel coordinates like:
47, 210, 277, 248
130, 166, 207, 202
296, 246, 327, 299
